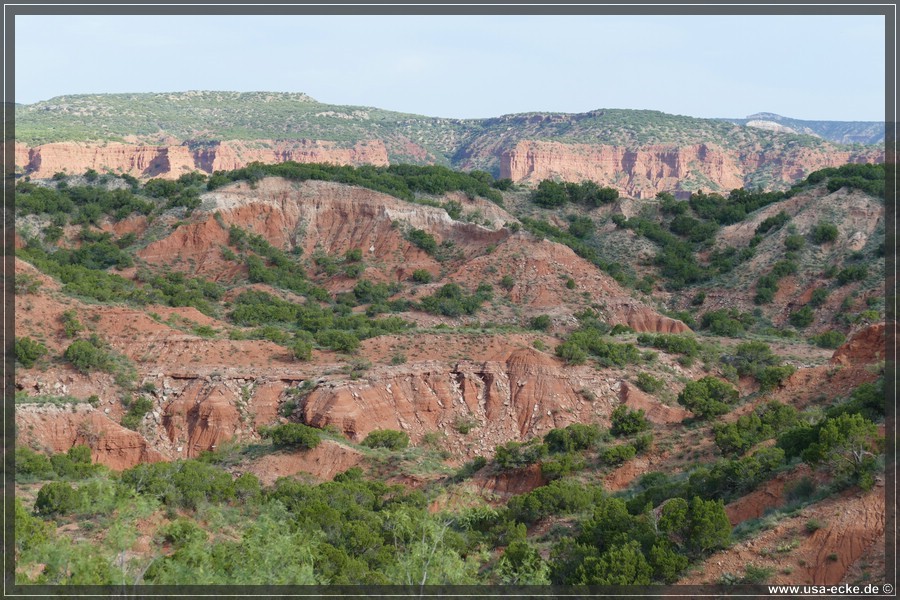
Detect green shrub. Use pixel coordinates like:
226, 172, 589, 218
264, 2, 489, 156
756, 211, 790, 235
361, 429, 409, 450
789, 305, 815, 328
701, 308, 754, 337
406, 228, 438, 254
61, 310, 84, 338
635, 372, 664, 394
157, 518, 208, 547
540, 452, 586, 480
755, 365, 795, 392
261, 423, 322, 450
411, 269, 432, 284
600, 443, 636, 465
495, 439, 549, 470
34, 481, 82, 516
810, 221, 839, 244
637, 333, 700, 357
783, 234, 806, 251
453, 456, 488, 481
500, 274, 516, 291
610, 405, 650, 436
532, 180, 569, 208
315, 329, 360, 353
344, 248, 363, 262
122, 397, 153, 430
836, 265, 868, 285
63, 339, 111, 373
16, 446, 54, 479
677, 377, 739, 419
292, 339, 313, 361
529, 315, 551, 331
809, 288, 829, 308
544, 423, 602, 453
15, 336, 47, 368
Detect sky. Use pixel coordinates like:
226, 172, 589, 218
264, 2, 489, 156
14, 13, 887, 122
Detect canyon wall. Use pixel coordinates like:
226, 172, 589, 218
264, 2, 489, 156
15, 139, 390, 179
499, 141, 885, 198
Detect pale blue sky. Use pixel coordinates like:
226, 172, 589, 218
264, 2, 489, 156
15, 14, 887, 121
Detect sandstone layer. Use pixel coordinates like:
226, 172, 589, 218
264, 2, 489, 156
499, 141, 884, 198
15, 139, 389, 179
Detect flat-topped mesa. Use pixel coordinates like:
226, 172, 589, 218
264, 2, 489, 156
15, 139, 390, 179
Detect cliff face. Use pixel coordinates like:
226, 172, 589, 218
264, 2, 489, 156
499, 141, 884, 197
15, 139, 389, 179
16, 136, 884, 196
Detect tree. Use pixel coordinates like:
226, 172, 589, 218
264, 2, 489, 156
532, 180, 569, 208
291, 339, 313, 361
814, 413, 882, 489
677, 377, 739, 419
495, 540, 550, 584
575, 541, 652, 585
686, 497, 731, 555
649, 541, 688, 583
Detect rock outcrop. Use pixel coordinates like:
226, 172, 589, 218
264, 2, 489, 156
15, 404, 165, 470
500, 141, 884, 198
302, 349, 617, 457
16, 139, 389, 179
830, 323, 886, 366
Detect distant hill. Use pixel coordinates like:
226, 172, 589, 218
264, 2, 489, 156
14, 92, 884, 196
724, 112, 884, 145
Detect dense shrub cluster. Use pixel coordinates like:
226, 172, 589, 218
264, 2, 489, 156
495, 438, 549, 470
548, 494, 729, 585
636, 333, 700, 358
361, 429, 409, 450
677, 377, 739, 419
544, 423, 603, 453
722, 341, 796, 391
519, 217, 634, 288
210, 161, 504, 205
555, 323, 641, 367
418, 283, 493, 317
713, 401, 799, 456
261, 423, 322, 450
700, 308, 755, 337
531, 180, 618, 208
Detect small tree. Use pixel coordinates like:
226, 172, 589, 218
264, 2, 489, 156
814, 413, 881, 489
677, 377, 738, 419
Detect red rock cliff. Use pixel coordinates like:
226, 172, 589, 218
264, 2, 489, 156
16, 139, 390, 179
500, 141, 884, 198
